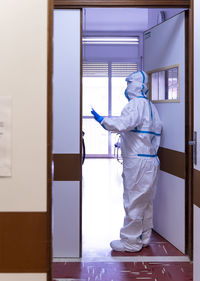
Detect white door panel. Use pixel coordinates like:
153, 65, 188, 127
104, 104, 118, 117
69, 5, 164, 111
144, 12, 185, 152
144, 14, 185, 70
155, 103, 185, 152
153, 171, 185, 253
53, 9, 81, 258
53, 9, 80, 154
144, 12, 186, 253
53, 181, 80, 258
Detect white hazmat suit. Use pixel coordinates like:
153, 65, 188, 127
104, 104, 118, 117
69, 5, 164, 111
101, 71, 162, 252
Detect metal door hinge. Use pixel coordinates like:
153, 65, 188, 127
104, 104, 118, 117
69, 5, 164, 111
188, 131, 197, 165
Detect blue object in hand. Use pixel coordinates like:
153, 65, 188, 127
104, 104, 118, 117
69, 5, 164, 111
91, 108, 104, 123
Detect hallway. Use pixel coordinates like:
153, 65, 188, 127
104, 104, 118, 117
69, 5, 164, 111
53, 159, 193, 280
82, 159, 187, 258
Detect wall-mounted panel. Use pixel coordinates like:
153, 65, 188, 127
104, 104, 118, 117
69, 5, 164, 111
53, 9, 80, 154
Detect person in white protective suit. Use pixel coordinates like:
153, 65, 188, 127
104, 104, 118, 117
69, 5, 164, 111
91, 71, 162, 252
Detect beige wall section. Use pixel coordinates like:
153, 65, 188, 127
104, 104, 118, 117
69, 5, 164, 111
0, 0, 47, 211
0, 274, 46, 281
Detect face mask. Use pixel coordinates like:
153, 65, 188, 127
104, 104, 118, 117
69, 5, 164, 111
124, 88, 130, 101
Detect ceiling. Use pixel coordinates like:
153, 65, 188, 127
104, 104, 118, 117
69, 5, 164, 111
83, 8, 149, 32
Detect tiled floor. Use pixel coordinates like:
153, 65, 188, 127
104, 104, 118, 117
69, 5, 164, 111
53, 261, 193, 281
53, 159, 193, 281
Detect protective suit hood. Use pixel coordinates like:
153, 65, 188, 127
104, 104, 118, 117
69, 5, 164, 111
125, 71, 149, 100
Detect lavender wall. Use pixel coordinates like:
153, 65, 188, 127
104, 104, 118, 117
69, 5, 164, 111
148, 8, 185, 30
82, 8, 186, 72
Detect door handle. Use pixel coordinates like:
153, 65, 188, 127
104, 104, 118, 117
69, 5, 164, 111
188, 131, 197, 165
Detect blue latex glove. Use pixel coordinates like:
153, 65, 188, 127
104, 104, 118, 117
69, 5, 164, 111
91, 108, 104, 123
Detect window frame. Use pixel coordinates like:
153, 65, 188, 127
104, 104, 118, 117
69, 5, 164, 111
83, 60, 139, 158
148, 64, 180, 103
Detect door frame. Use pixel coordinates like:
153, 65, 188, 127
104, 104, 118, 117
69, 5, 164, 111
48, 0, 193, 280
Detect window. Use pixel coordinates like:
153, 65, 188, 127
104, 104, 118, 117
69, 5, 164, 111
150, 65, 180, 102
111, 63, 137, 116
82, 63, 109, 155
83, 62, 137, 157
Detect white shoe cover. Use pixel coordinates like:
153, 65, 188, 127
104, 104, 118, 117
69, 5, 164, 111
110, 240, 126, 251
110, 240, 142, 252
142, 229, 152, 247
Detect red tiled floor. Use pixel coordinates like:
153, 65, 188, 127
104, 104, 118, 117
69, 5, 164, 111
109, 231, 185, 257
53, 261, 193, 281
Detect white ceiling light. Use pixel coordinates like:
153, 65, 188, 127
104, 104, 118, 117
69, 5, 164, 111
82, 37, 139, 45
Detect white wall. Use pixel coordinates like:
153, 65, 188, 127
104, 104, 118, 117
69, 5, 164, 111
83, 8, 149, 32
0, 0, 47, 212
83, 43, 140, 63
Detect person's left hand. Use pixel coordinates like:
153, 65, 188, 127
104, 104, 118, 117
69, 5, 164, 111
91, 108, 104, 123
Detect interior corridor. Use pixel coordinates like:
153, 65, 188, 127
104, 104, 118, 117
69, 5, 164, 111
53, 159, 193, 281
82, 159, 187, 258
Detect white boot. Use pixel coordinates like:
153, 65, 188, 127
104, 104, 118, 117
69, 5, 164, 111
110, 240, 125, 251
142, 229, 152, 247
110, 240, 142, 252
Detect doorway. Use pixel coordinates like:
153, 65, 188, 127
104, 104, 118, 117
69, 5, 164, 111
80, 7, 189, 257
51, 4, 193, 281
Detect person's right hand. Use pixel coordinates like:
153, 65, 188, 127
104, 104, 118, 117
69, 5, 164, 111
91, 108, 104, 123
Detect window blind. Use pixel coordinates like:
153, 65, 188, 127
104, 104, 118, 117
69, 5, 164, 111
83, 62, 138, 77
111, 63, 138, 77
82, 63, 108, 77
